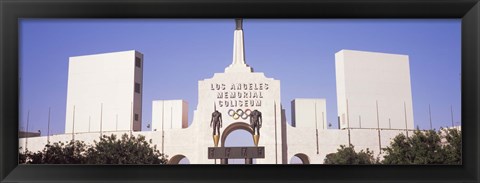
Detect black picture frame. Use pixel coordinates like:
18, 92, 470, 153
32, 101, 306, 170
1, 0, 479, 182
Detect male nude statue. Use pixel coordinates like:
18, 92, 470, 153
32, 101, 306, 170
249, 109, 262, 135
210, 110, 222, 135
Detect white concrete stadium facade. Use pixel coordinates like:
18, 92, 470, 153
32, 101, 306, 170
19, 20, 417, 164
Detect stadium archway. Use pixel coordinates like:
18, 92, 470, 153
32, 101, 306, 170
291, 153, 310, 164
167, 154, 189, 164
219, 122, 256, 164
220, 122, 254, 147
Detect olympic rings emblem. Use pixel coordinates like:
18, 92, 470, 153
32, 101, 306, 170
228, 109, 252, 120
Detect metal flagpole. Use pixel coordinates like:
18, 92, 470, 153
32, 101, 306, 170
47, 107, 51, 143
274, 101, 278, 164
322, 111, 325, 130
315, 102, 318, 130
429, 104, 432, 130
376, 100, 381, 153
130, 101, 133, 137
450, 105, 454, 127
318, 111, 324, 154
359, 116, 362, 128
346, 99, 351, 145
25, 110, 30, 151
72, 106, 76, 153
404, 101, 409, 138
100, 103, 103, 138
72, 105, 75, 141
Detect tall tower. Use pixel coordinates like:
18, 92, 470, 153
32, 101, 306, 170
65, 50, 143, 134
224, 19, 253, 73
185, 19, 285, 164
335, 49, 414, 130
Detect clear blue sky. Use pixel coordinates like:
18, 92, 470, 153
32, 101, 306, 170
19, 19, 461, 139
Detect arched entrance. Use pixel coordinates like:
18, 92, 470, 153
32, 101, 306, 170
220, 122, 255, 164
221, 122, 254, 147
290, 153, 310, 164
167, 154, 189, 164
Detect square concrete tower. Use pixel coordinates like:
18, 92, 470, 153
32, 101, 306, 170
291, 99, 327, 130
335, 49, 414, 130
65, 50, 143, 133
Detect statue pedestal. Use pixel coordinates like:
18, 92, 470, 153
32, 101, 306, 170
253, 134, 260, 146
213, 135, 219, 147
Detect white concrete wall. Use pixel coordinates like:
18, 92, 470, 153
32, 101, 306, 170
286, 124, 319, 163
151, 100, 188, 131
65, 50, 143, 133
335, 50, 414, 130
20, 128, 413, 164
291, 99, 327, 130
19, 131, 154, 153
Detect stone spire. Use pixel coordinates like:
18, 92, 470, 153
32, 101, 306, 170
225, 18, 253, 73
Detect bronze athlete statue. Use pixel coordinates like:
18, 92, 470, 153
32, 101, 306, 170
250, 109, 262, 135
210, 110, 222, 136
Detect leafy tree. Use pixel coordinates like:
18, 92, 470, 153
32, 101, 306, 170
442, 128, 462, 164
382, 129, 461, 164
21, 140, 88, 164
324, 144, 377, 164
323, 128, 461, 165
86, 134, 168, 164
18, 147, 30, 164
19, 133, 168, 164
379, 133, 413, 164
